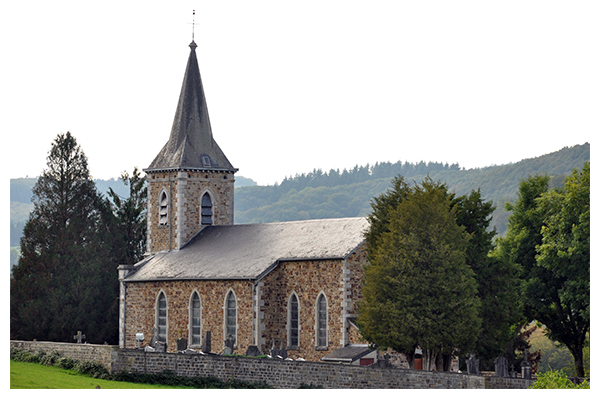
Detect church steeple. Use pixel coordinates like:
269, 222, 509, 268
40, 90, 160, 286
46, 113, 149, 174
144, 40, 236, 254
147, 41, 236, 172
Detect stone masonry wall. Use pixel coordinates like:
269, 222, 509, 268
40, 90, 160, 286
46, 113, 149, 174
146, 170, 234, 253
122, 280, 253, 354
10, 341, 118, 372
9, 341, 535, 389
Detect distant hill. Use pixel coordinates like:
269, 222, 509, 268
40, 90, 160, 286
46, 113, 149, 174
234, 143, 590, 236
9, 143, 589, 268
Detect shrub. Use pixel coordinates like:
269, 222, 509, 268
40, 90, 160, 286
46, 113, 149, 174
74, 360, 110, 379
40, 350, 62, 366
56, 357, 77, 370
529, 370, 590, 389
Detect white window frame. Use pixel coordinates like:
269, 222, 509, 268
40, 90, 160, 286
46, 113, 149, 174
315, 292, 328, 349
287, 292, 300, 349
155, 290, 168, 343
224, 289, 238, 347
189, 291, 202, 347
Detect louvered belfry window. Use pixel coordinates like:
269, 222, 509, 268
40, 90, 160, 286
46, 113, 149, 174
190, 292, 202, 346
159, 190, 169, 226
201, 193, 213, 225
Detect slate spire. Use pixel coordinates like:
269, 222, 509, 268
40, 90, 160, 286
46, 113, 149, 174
146, 41, 236, 172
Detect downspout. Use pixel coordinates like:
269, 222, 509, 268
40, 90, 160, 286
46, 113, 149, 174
250, 279, 256, 346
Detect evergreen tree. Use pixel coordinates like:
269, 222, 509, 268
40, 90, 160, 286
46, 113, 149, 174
358, 177, 481, 369
10, 132, 118, 344
454, 190, 521, 363
107, 167, 147, 265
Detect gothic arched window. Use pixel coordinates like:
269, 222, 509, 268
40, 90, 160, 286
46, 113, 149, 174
156, 291, 168, 342
288, 293, 300, 348
225, 290, 237, 346
158, 189, 169, 226
190, 292, 202, 346
201, 192, 213, 225
316, 293, 328, 348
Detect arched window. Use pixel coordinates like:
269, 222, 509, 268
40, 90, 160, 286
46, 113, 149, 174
156, 292, 167, 342
225, 290, 237, 346
158, 189, 169, 226
201, 192, 213, 225
288, 293, 300, 348
190, 292, 202, 346
316, 293, 328, 348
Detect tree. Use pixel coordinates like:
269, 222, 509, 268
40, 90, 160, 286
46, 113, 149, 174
10, 132, 118, 344
453, 190, 522, 364
358, 177, 481, 370
494, 164, 590, 377
107, 167, 147, 265
531, 162, 590, 377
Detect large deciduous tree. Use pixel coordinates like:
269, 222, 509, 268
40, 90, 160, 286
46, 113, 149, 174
358, 177, 481, 370
532, 162, 590, 377
494, 163, 590, 377
10, 132, 118, 344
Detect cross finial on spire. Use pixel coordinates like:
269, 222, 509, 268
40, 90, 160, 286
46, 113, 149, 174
192, 10, 196, 40
189, 10, 198, 49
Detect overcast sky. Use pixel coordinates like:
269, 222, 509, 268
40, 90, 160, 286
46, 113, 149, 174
2, 1, 596, 186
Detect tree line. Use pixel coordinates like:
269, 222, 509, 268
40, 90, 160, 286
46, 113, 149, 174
234, 143, 589, 235
357, 162, 590, 377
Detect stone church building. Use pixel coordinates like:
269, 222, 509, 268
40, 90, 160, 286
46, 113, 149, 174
118, 40, 377, 364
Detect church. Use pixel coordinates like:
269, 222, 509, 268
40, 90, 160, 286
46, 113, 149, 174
117, 40, 376, 364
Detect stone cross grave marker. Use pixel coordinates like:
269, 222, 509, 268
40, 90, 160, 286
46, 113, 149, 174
73, 331, 86, 344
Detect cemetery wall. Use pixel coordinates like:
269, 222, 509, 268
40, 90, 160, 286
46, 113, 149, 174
10, 341, 534, 389
10, 340, 118, 372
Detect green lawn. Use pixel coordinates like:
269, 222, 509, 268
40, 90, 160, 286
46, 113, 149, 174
10, 360, 187, 389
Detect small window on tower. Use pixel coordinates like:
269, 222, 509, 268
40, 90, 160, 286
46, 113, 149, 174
201, 156, 211, 167
201, 192, 213, 225
159, 189, 169, 226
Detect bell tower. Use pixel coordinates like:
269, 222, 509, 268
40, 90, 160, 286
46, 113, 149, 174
144, 40, 237, 253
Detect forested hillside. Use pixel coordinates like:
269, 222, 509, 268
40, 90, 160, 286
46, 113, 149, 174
9, 143, 589, 268
234, 143, 590, 235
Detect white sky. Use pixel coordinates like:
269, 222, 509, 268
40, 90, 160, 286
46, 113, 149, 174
1, 0, 597, 186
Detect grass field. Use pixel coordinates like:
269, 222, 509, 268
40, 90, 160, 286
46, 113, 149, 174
10, 360, 186, 389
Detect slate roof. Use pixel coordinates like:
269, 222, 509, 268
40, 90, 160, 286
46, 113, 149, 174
146, 41, 236, 172
321, 344, 375, 363
125, 217, 369, 282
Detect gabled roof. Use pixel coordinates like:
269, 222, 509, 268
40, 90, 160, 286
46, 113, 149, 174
124, 217, 368, 282
146, 41, 236, 172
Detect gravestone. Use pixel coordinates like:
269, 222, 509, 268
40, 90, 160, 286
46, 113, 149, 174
269, 339, 287, 359
466, 354, 479, 375
154, 341, 167, 353
520, 349, 532, 379
245, 345, 262, 357
149, 327, 159, 348
73, 331, 86, 344
372, 353, 392, 368
510, 363, 517, 378
223, 334, 234, 355
494, 356, 508, 378
176, 338, 188, 352
201, 331, 211, 353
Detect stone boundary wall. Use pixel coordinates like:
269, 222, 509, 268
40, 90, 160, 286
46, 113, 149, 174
10, 340, 118, 373
9, 341, 534, 389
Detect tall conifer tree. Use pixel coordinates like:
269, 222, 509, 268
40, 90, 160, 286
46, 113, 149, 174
10, 132, 118, 344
